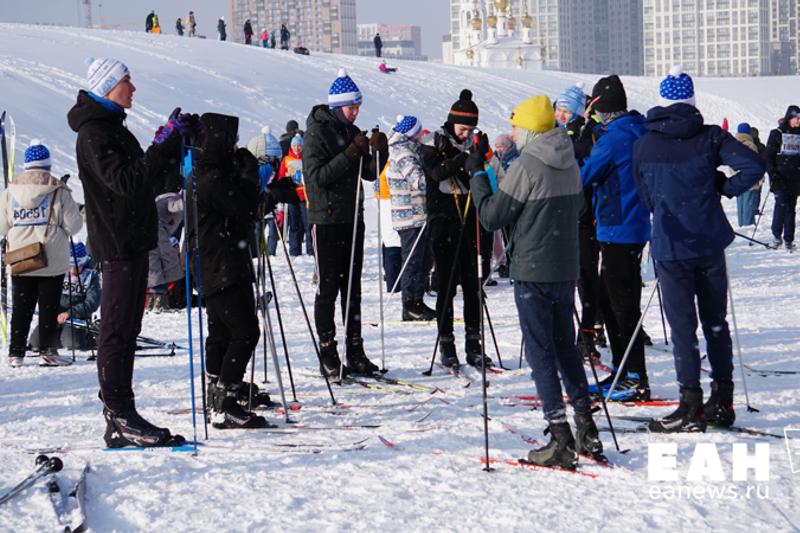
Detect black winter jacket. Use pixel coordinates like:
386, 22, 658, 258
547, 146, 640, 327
765, 106, 800, 196
187, 113, 260, 297
303, 104, 376, 225
419, 124, 472, 222
67, 90, 181, 262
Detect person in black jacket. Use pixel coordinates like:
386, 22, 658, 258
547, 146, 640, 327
374, 33, 383, 57
67, 57, 193, 448
217, 17, 227, 41
280, 24, 290, 50
243, 19, 253, 45
765, 105, 800, 249
304, 69, 387, 378
145, 11, 155, 32
419, 89, 492, 370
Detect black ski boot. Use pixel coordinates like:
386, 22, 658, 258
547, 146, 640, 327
648, 388, 706, 433
237, 381, 274, 409
574, 411, 604, 458
703, 380, 735, 427
439, 335, 459, 368
103, 407, 183, 448
318, 339, 343, 379
212, 382, 273, 429
346, 337, 379, 376
402, 299, 436, 321
465, 334, 492, 368
521, 421, 578, 470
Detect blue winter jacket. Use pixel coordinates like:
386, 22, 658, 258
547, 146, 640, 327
632, 103, 765, 261
580, 111, 651, 244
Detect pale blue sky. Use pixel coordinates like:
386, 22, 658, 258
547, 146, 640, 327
0, 0, 449, 58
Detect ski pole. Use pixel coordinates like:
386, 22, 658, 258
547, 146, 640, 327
481, 299, 506, 369
341, 157, 364, 382
724, 254, 758, 413
262, 287, 291, 422
375, 154, 386, 372
734, 231, 775, 250
651, 257, 669, 345
189, 156, 209, 441
475, 211, 492, 472
66, 257, 76, 363
749, 185, 769, 243
603, 280, 659, 404
255, 219, 268, 383
518, 340, 524, 369
263, 235, 298, 402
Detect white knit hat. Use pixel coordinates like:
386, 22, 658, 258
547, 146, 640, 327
85, 57, 130, 97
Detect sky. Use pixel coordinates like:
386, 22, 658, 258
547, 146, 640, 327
0, 0, 450, 58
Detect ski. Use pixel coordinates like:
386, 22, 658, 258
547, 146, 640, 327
368, 374, 443, 393
610, 415, 785, 439
45, 473, 68, 529
0, 111, 10, 346
0, 454, 63, 506
481, 458, 599, 479
501, 396, 678, 408
743, 364, 800, 376
500, 421, 618, 468
63, 463, 90, 533
437, 364, 474, 387
378, 435, 400, 449
68, 317, 186, 352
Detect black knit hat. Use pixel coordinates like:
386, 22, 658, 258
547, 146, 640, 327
448, 89, 479, 127
286, 119, 299, 133
591, 75, 627, 113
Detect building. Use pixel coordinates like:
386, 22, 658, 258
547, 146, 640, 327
357, 23, 426, 60
768, 0, 799, 74
228, 0, 357, 54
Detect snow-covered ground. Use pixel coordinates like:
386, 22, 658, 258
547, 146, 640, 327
0, 24, 798, 532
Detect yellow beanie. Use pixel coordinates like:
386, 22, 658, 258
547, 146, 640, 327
509, 95, 555, 133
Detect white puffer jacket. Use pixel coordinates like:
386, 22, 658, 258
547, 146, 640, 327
0, 169, 83, 277
385, 131, 427, 231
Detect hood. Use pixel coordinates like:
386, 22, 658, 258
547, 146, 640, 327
644, 103, 703, 139
196, 113, 239, 165
307, 104, 347, 131
67, 90, 126, 133
388, 130, 420, 158
10, 170, 65, 208
523, 127, 577, 170
781, 105, 800, 133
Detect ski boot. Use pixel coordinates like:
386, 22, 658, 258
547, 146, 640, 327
103, 407, 183, 448
574, 411, 604, 459
772, 236, 783, 249
39, 347, 73, 367
648, 388, 706, 433
465, 334, 492, 368
402, 299, 436, 322
318, 338, 343, 379
587, 371, 616, 397
786, 241, 795, 252
439, 335, 459, 369
346, 337, 379, 376
237, 381, 274, 409
212, 382, 273, 429
607, 372, 651, 402
703, 380, 735, 428
497, 264, 510, 279
522, 422, 578, 470
593, 323, 607, 348
8, 348, 25, 368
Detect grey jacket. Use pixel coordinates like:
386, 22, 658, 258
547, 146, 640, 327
148, 192, 184, 287
470, 127, 583, 283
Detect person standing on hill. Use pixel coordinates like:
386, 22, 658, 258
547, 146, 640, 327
765, 105, 800, 250
374, 33, 383, 57
243, 19, 253, 45
218, 17, 227, 41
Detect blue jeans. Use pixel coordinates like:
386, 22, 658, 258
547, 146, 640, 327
771, 190, 797, 243
514, 280, 591, 423
736, 188, 760, 227
398, 225, 433, 301
288, 203, 312, 256
657, 252, 733, 390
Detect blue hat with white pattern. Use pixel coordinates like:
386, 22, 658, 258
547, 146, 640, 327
393, 115, 422, 139
659, 65, 695, 107
328, 68, 362, 109
24, 139, 51, 170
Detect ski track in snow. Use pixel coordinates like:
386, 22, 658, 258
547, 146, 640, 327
0, 23, 799, 533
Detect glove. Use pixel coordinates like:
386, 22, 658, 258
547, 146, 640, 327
344, 133, 370, 160
268, 179, 300, 206
369, 129, 388, 154
464, 150, 486, 176
472, 131, 491, 159
154, 108, 191, 144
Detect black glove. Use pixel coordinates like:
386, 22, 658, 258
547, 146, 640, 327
268, 179, 301, 206
472, 131, 490, 157
715, 171, 732, 198
344, 133, 370, 160
464, 151, 486, 176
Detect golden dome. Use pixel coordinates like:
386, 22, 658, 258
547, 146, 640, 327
487, 15, 498, 28
516, 55, 524, 66
522, 14, 533, 28
466, 49, 475, 59
471, 16, 482, 31
507, 16, 517, 30
495, 0, 509, 11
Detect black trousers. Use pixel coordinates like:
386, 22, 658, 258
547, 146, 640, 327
598, 242, 647, 377
97, 255, 148, 412
205, 282, 259, 385
431, 206, 480, 339
10, 274, 64, 354
577, 222, 602, 331
312, 222, 364, 343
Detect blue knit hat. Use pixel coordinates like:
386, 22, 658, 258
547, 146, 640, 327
24, 139, 51, 170
291, 133, 304, 147
737, 123, 752, 135
70, 241, 89, 268
328, 68, 362, 108
393, 115, 422, 139
263, 126, 282, 158
556, 83, 586, 117
659, 65, 695, 107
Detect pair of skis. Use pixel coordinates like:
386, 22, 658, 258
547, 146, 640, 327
0, 110, 16, 347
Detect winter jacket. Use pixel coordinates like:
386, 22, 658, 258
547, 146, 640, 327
60, 265, 101, 319
419, 124, 473, 222
565, 115, 598, 227
218, 20, 227, 40
386, 130, 427, 231
304, 104, 377, 225
765, 106, 800, 196
0, 170, 83, 277
470, 127, 583, 283
187, 114, 260, 297
244, 21, 253, 36
278, 150, 305, 202
581, 111, 651, 245
67, 90, 181, 262
148, 192, 184, 287
633, 103, 765, 262
735, 132, 764, 191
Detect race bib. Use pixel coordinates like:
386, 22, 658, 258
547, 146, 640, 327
780, 133, 800, 155
10, 194, 51, 227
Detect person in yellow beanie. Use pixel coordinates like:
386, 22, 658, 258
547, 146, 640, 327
465, 95, 603, 470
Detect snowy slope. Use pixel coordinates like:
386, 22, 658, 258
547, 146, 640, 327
0, 24, 799, 533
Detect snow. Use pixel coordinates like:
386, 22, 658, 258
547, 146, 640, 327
1, 23, 799, 532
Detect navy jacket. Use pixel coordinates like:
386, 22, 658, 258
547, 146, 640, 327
633, 103, 765, 261
580, 111, 651, 244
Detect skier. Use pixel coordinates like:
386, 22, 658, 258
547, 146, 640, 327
278, 134, 313, 256
488, 133, 519, 279
175, 17, 184, 36
280, 24, 290, 50
260, 28, 269, 48
217, 17, 227, 41
468, 95, 602, 469
0, 140, 83, 367
765, 105, 800, 249
374, 33, 383, 57
29, 242, 101, 352
580, 74, 652, 401
188, 113, 296, 429
386, 115, 436, 321
419, 89, 492, 369
146, 189, 184, 312
734, 123, 764, 227
145, 11, 155, 33
67, 57, 194, 447
187, 11, 197, 38
243, 19, 253, 45
633, 66, 765, 432
247, 127, 284, 255
304, 68, 387, 377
